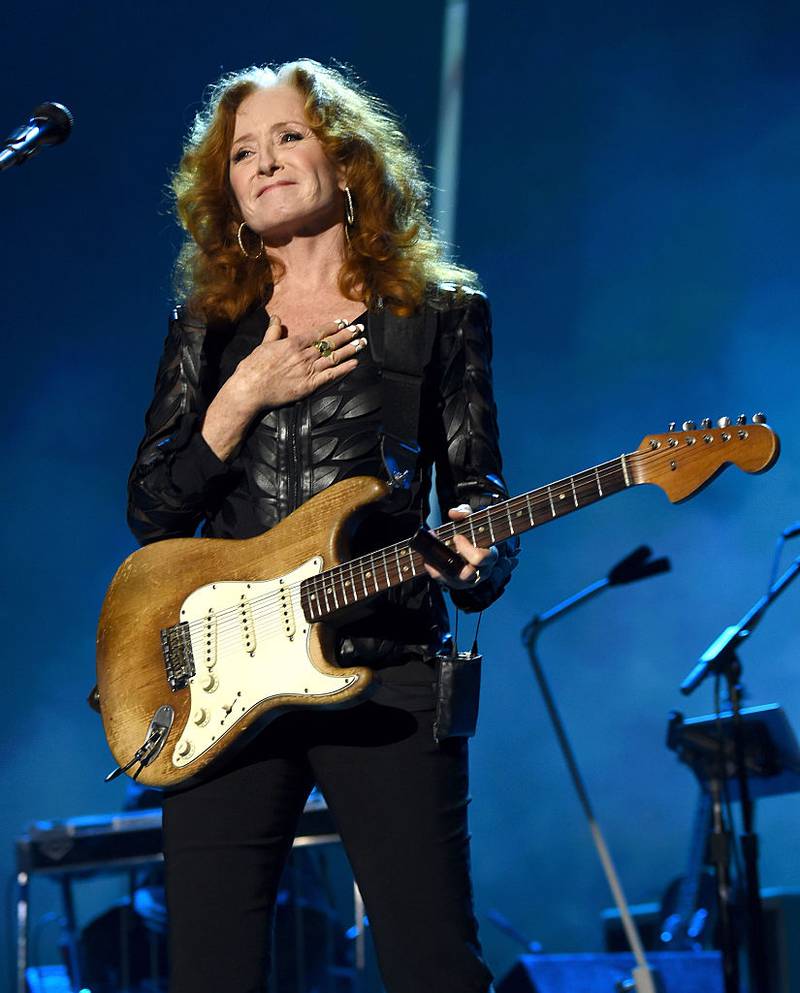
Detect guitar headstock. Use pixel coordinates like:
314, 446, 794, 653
634, 413, 780, 503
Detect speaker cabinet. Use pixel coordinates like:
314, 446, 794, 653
496, 951, 723, 993
602, 887, 800, 993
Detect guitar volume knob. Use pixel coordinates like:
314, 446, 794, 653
201, 673, 218, 693
192, 708, 209, 726
177, 739, 193, 758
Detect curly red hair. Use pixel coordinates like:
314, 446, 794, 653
171, 59, 477, 322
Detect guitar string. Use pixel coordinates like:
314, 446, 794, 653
176, 437, 744, 650
175, 439, 732, 651
177, 452, 640, 648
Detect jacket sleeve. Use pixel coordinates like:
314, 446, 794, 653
127, 309, 234, 545
430, 289, 520, 612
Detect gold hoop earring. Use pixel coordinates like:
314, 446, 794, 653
237, 221, 264, 260
344, 186, 355, 226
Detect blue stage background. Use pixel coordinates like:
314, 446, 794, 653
1, 1, 798, 988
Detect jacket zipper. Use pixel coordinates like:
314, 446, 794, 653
288, 401, 300, 513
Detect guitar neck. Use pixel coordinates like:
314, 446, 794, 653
301, 452, 638, 622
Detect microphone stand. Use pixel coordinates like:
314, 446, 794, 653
679, 554, 800, 993
522, 547, 670, 993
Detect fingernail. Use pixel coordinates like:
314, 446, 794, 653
354, 338, 368, 352
351, 323, 365, 335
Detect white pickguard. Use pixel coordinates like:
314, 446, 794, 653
171, 557, 359, 769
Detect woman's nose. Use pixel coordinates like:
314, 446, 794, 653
257, 145, 280, 174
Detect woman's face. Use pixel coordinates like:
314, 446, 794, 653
229, 84, 344, 241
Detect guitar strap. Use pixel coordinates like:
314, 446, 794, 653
367, 299, 439, 497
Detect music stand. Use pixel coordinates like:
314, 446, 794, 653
667, 704, 800, 993
668, 704, 800, 802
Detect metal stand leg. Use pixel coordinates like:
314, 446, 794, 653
16, 871, 29, 993
58, 877, 82, 990
352, 882, 366, 992
708, 776, 740, 993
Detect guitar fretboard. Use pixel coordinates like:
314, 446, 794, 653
300, 453, 635, 622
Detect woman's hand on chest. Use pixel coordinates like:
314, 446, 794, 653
202, 314, 367, 460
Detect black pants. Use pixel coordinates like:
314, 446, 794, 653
163, 701, 493, 993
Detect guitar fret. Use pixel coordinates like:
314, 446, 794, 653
320, 580, 332, 615
487, 513, 496, 543
548, 486, 556, 517
525, 493, 535, 526
342, 562, 352, 605
372, 558, 380, 593
506, 503, 515, 535
570, 476, 579, 508
381, 549, 391, 588
360, 561, 369, 599
330, 576, 340, 611
595, 466, 603, 496
350, 560, 359, 602
310, 580, 321, 621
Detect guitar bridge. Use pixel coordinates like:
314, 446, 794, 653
161, 622, 195, 690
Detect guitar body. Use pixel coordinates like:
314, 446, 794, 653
97, 476, 388, 788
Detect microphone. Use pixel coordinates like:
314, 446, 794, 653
523, 545, 671, 639
607, 544, 671, 586
0, 102, 73, 172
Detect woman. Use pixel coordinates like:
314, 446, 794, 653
128, 59, 518, 993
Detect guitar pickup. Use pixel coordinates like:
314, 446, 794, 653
278, 579, 296, 641
203, 610, 217, 670
239, 592, 256, 655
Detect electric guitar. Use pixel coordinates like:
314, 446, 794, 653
96, 416, 779, 787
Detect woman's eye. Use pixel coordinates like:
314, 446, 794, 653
280, 131, 304, 144
232, 148, 252, 162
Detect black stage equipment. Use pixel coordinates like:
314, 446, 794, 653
678, 536, 800, 993
15, 794, 365, 993
496, 951, 722, 993
602, 888, 800, 993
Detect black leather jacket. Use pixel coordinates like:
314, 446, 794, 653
127, 287, 518, 703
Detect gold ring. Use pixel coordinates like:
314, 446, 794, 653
313, 340, 334, 358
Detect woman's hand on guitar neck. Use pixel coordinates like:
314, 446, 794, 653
423, 504, 499, 589
202, 315, 367, 461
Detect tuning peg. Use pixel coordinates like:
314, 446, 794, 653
701, 418, 712, 429
668, 421, 677, 431
737, 414, 747, 425
681, 420, 696, 430
752, 412, 767, 424
717, 416, 731, 428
